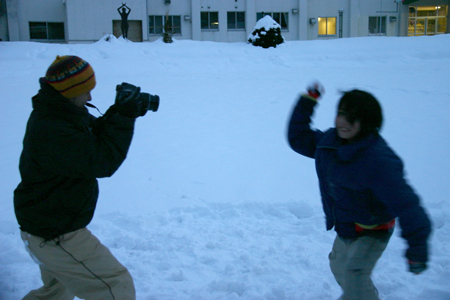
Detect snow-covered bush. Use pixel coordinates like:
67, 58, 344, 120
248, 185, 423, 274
248, 15, 284, 49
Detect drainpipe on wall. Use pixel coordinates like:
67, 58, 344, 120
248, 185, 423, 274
339, 9, 343, 38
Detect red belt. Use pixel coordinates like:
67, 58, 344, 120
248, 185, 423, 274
355, 219, 396, 234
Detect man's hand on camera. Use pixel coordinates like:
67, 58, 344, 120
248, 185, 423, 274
114, 82, 142, 118
115, 98, 141, 118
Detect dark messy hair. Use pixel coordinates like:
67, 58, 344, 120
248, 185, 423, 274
337, 89, 383, 138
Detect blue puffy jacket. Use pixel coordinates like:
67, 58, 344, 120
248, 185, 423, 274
287, 95, 431, 263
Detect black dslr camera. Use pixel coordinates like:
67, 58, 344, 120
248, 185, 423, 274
115, 82, 159, 117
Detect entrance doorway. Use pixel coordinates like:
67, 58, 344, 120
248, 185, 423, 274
408, 5, 447, 36
113, 20, 143, 42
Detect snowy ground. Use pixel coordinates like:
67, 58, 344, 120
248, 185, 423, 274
1, 34, 450, 299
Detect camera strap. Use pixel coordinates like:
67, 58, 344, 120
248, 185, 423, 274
85, 103, 104, 115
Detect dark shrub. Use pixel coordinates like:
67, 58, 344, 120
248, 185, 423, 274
248, 15, 284, 48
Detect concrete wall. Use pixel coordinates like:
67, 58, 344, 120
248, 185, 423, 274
157, 0, 304, 43
356, 0, 401, 36
252, 0, 299, 41
65, 0, 147, 43
2, 0, 448, 43
148, 0, 192, 41
306, 0, 339, 40
6, 0, 65, 41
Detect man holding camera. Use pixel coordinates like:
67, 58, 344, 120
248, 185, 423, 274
14, 55, 157, 299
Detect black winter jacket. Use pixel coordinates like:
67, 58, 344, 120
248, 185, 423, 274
14, 80, 135, 240
287, 95, 431, 263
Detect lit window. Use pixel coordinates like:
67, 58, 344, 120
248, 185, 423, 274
318, 17, 336, 35
408, 5, 447, 36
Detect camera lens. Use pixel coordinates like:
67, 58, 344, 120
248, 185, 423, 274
148, 95, 159, 112
139, 93, 159, 115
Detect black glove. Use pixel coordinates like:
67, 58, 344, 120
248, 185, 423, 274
408, 261, 427, 274
114, 82, 142, 118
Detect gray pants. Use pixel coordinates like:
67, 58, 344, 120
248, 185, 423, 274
329, 230, 392, 300
21, 228, 136, 300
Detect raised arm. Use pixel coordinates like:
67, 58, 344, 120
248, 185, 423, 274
287, 82, 325, 158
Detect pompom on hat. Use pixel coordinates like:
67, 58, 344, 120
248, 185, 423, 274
42, 55, 96, 99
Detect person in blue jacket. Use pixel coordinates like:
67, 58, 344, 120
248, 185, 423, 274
287, 82, 431, 300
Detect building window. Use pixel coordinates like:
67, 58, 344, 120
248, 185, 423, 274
318, 17, 336, 36
257, 12, 288, 30
163, 15, 181, 34
171, 16, 182, 34
150, 16, 181, 35
227, 11, 245, 30
29, 22, 64, 40
368, 16, 386, 35
201, 12, 219, 30
149, 16, 163, 35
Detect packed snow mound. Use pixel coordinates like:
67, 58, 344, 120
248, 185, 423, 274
96, 34, 132, 44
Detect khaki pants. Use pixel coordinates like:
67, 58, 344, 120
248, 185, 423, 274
329, 231, 392, 300
21, 228, 135, 300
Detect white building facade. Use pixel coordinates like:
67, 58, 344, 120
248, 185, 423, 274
1, 0, 448, 43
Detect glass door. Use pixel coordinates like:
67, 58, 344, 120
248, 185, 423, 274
408, 5, 448, 36
427, 18, 436, 35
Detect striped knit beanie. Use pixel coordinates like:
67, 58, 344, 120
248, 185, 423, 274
43, 55, 96, 99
